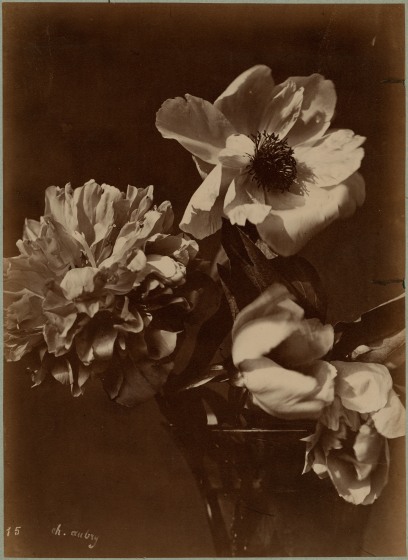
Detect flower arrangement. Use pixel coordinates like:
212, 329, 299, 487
5, 65, 405, 530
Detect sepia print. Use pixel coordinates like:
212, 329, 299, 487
3, 3, 405, 557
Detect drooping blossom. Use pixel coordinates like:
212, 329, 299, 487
303, 361, 405, 505
230, 283, 337, 419
156, 65, 365, 255
4, 180, 198, 404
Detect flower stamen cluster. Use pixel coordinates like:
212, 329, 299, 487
247, 131, 297, 192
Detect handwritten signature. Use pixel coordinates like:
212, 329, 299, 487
52, 524, 99, 549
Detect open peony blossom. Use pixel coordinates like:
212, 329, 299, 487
230, 283, 337, 419
4, 180, 198, 404
156, 65, 366, 255
303, 361, 405, 505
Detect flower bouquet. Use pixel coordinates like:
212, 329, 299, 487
5, 65, 405, 556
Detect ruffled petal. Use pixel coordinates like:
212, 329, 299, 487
260, 80, 304, 138
285, 74, 336, 146
256, 172, 365, 256
156, 94, 236, 164
214, 65, 275, 135
44, 183, 78, 233
180, 164, 236, 239
60, 267, 101, 300
331, 361, 393, 413
295, 129, 366, 188
371, 389, 406, 438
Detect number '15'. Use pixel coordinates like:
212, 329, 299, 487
6, 527, 21, 536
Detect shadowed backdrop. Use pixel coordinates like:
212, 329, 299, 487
3, 3, 405, 557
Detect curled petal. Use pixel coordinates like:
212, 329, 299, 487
180, 164, 237, 239
371, 389, 406, 438
232, 282, 301, 337
332, 361, 393, 413
22, 218, 42, 241
51, 357, 74, 386
60, 267, 101, 300
146, 329, 178, 360
218, 134, 253, 168
224, 174, 271, 227
156, 94, 236, 164
325, 453, 373, 505
240, 357, 333, 420
44, 184, 78, 233
232, 317, 300, 365
274, 319, 334, 368
353, 423, 384, 480
214, 65, 275, 135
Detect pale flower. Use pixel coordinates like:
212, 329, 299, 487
156, 65, 365, 255
231, 283, 337, 419
4, 180, 198, 403
303, 361, 405, 505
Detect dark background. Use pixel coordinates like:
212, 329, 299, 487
3, 3, 405, 557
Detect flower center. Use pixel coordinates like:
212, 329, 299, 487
247, 131, 297, 192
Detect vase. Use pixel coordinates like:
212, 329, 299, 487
157, 384, 371, 557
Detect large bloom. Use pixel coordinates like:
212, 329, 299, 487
303, 361, 405, 505
4, 180, 198, 404
156, 65, 365, 255
231, 283, 337, 419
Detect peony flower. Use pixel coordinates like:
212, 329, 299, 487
230, 283, 337, 419
4, 180, 198, 404
156, 65, 365, 255
303, 361, 405, 505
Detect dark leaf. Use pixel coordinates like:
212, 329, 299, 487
102, 351, 172, 406
220, 220, 327, 320
333, 294, 405, 366
167, 295, 233, 392
269, 255, 327, 321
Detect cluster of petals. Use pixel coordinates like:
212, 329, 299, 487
231, 283, 337, 419
303, 362, 405, 505
156, 65, 366, 255
4, 180, 198, 401
230, 283, 405, 504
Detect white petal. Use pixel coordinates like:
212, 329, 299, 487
285, 74, 337, 146
214, 65, 275, 135
295, 129, 366, 188
371, 389, 406, 438
332, 361, 393, 413
156, 94, 236, 164
231, 283, 302, 343
218, 134, 254, 168
224, 174, 270, 226
180, 164, 236, 239
232, 316, 301, 365
256, 172, 365, 256
241, 357, 330, 420
60, 267, 100, 300
260, 81, 304, 139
